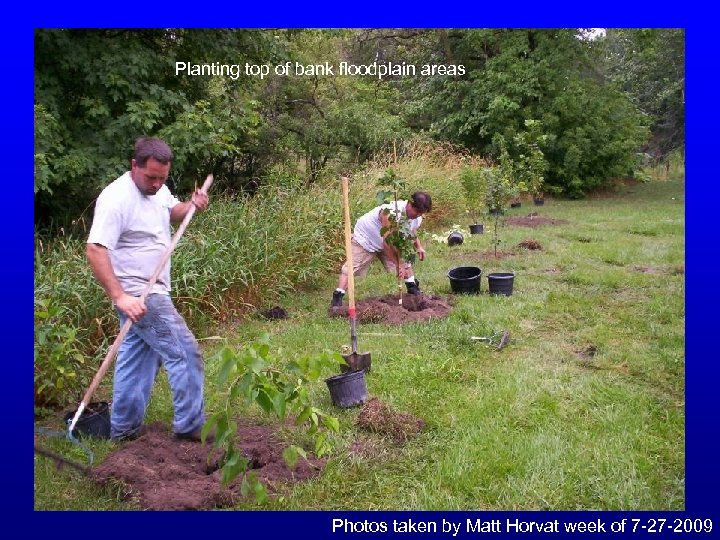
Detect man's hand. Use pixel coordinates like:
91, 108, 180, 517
416, 246, 427, 261
115, 294, 147, 323
191, 189, 209, 212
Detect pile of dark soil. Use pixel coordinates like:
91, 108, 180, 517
90, 420, 323, 510
505, 214, 569, 228
517, 239, 543, 250
355, 397, 425, 442
330, 294, 452, 325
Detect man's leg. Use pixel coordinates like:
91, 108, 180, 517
331, 239, 375, 307
132, 294, 206, 436
111, 314, 161, 440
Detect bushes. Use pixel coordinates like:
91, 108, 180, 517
34, 181, 344, 407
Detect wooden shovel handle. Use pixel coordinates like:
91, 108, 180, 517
341, 176, 356, 315
73, 174, 214, 423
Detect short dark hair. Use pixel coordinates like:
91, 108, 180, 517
134, 137, 173, 167
410, 191, 432, 213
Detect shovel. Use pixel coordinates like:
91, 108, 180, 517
340, 176, 371, 373
67, 174, 214, 438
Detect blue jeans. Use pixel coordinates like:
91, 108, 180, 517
111, 294, 205, 440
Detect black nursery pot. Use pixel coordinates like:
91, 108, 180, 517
447, 231, 464, 246
325, 370, 368, 408
487, 272, 515, 296
448, 266, 482, 294
469, 224, 484, 235
510, 202, 522, 208
63, 401, 111, 439
533, 198, 545, 206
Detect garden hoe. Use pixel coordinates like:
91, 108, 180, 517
340, 176, 371, 373
67, 174, 214, 442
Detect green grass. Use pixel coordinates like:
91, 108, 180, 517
34, 175, 684, 510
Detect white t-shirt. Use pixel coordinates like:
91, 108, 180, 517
87, 172, 179, 296
353, 200, 423, 253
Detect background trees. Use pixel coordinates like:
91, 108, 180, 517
34, 28, 683, 228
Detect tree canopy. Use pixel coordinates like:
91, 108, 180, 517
34, 28, 683, 228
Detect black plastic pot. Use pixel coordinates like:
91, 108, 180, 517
487, 272, 515, 296
63, 401, 111, 439
448, 266, 482, 294
325, 370, 368, 408
510, 202, 522, 208
533, 198, 545, 206
469, 224, 484, 234
447, 231, 464, 246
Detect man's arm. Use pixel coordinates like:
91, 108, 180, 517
170, 189, 209, 224
86, 243, 147, 322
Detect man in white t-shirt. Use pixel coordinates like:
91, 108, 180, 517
86, 137, 211, 442
331, 191, 432, 308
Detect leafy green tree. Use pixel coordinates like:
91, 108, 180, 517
393, 29, 649, 197
600, 29, 684, 157
34, 29, 280, 228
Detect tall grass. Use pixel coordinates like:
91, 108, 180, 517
34, 181, 345, 407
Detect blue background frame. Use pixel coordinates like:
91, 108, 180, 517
16, 4, 713, 537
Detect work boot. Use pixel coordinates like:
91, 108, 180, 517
175, 426, 215, 443
331, 290, 345, 308
405, 279, 421, 295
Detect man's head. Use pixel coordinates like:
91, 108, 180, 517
131, 137, 174, 196
407, 191, 432, 219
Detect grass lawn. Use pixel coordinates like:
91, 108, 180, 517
34, 178, 684, 510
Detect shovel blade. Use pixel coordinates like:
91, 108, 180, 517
341, 352, 372, 373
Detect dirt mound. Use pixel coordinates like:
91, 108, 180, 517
517, 239, 543, 250
90, 421, 323, 510
505, 214, 569, 228
356, 397, 425, 442
330, 294, 452, 325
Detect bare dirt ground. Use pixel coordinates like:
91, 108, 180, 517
90, 420, 324, 510
329, 294, 453, 325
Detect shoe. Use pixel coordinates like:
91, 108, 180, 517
405, 280, 421, 295
112, 425, 146, 442
175, 426, 215, 443
331, 290, 345, 308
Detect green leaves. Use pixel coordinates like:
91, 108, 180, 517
210, 335, 340, 498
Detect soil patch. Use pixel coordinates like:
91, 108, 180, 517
355, 397, 425, 442
517, 239, 543, 250
329, 294, 452, 325
633, 266, 662, 274
505, 214, 569, 228
90, 420, 324, 510
575, 344, 597, 361
260, 306, 288, 320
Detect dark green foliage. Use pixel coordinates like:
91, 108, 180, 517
34, 29, 280, 228
395, 29, 649, 197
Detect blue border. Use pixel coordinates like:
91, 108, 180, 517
18, 5, 714, 537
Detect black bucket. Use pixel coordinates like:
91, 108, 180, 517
63, 401, 111, 439
448, 266, 482, 294
325, 370, 368, 408
447, 231, 464, 246
487, 272, 515, 296
469, 224, 484, 234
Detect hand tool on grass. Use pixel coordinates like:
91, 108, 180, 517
471, 330, 510, 350
67, 174, 214, 438
340, 176, 371, 372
